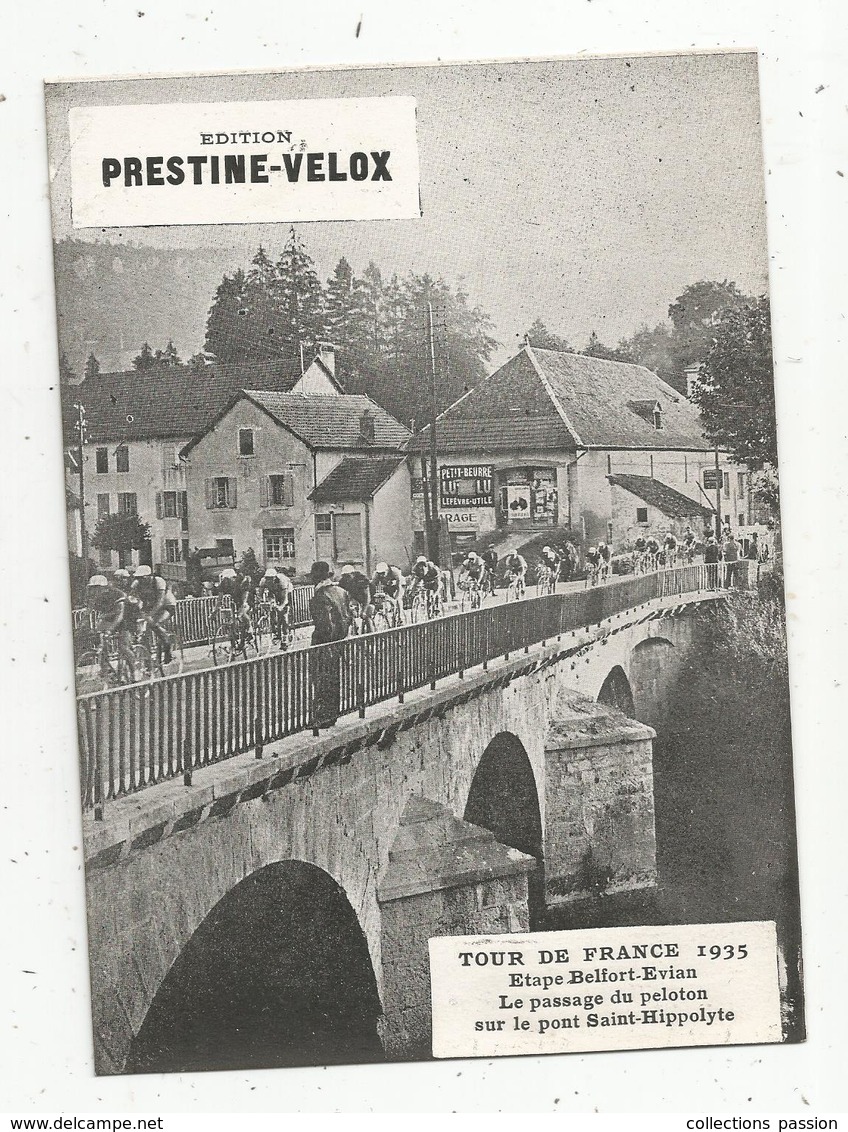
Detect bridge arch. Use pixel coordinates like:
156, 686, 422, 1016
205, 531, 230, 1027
124, 860, 383, 1074
463, 731, 544, 925
596, 664, 636, 717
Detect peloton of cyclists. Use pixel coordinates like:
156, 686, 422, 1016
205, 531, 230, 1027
371, 561, 405, 627
218, 566, 254, 646
503, 550, 527, 598
131, 564, 178, 662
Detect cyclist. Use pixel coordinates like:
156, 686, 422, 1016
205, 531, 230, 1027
371, 562, 405, 627
645, 535, 661, 571
597, 541, 612, 582
113, 567, 133, 593
338, 565, 373, 633
663, 531, 679, 567
503, 550, 527, 598
132, 565, 177, 663
538, 544, 560, 593
85, 574, 139, 673
633, 535, 648, 573
481, 547, 499, 595
409, 555, 443, 617
585, 545, 601, 586
682, 525, 697, 563
258, 566, 293, 644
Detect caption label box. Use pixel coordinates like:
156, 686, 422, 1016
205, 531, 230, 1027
430, 920, 782, 1058
68, 97, 420, 228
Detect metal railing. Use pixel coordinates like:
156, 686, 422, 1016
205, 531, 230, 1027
73, 585, 316, 655
77, 562, 743, 814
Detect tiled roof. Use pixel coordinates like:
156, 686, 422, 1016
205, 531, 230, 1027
63, 358, 309, 444
529, 347, 712, 450
408, 350, 575, 454
239, 392, 410, 451
409, 346, 712, 454
607, 474, 714, 518
309, 456, 406, 502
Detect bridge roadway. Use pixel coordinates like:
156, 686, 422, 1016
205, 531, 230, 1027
80, 566, 743, 1072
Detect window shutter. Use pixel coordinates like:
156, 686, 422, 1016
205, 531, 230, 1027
205, 479, 213, 509
229, 477, 238, 508
155, 492, 163, 519
283, 474, 294, 508
177, 491, 186, 518
159, 539, 166, 566
260, 476, 270, 509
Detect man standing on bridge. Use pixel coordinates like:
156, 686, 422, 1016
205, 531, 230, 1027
309, 561, 352, 729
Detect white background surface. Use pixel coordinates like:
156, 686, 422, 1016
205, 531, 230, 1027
1, 0, 846, 1115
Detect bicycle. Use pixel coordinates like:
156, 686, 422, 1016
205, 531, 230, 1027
267, 600, 294, 650
537, 564, 557, 597
459, 573, 484, 612
77, 627, 138, 690
505, 571, 526, 603
585, 560, 601, 588
409, 584, 440, 623
372, 590, 401, 633
209, 604, 261, 664
132, 615, 185, 680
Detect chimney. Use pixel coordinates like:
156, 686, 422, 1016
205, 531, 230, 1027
359, 408, 375, 444
684, 363, 701, 399
315, 341, 336, 375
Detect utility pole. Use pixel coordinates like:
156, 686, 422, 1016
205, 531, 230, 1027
74, 401, 89, 566
714, 446, 722, 540
426, 299, 440, 564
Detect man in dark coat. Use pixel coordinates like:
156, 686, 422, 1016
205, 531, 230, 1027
309, 561, 352, 728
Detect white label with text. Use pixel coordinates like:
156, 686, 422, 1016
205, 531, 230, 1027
68, 97, 420, 228
429, 920, 782, 1057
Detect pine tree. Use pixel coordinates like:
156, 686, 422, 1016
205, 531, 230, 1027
132, 342, 156, 371
325, 257, 363, 346
154, 340, 181, 367
275, 227, 326, 354
204, 269, 248, 363
59, 352, 76, 385
523, 318, 572, 352
84, 353, 101, 379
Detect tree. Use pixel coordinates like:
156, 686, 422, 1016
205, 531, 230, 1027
59, 352, 76, 385
84, 353, 101, 379
91, 511, 151, 555
581, 330, 629, 362
132, 342, 156, 371
325, 257, 370, 350
523, 318, 572, 352
618, 321, 676, 384
275, 227, 327, 352
154, 340, 181, 367
204, 269, 249, 363
692, 296, 777, 486
666, 280, 753, 382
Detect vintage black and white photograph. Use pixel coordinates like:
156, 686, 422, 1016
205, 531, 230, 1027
45, 51, 802, 1076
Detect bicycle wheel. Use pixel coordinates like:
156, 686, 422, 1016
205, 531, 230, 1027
410, 592, 428, 624
471, 585, 483, 610
212, 621, 233, 665
253, 612, 271, 655
132, 642, 153, 681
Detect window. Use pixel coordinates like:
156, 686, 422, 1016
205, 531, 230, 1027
738, 513, 745, 527
215, 538, 234, 556
723, 472, 730, 499
118, 492, 137, 514
164, 538, 181, 564
737, 471, 747, 494
636, 507, 648, 524
206, 477, 237, 509
315, 514, 332, 533
115, 445, 129, 473
238, 428, 255, 457
163, 491, 178, 518
270, 474, 293, 508
95, 447, 108, 473
181, 538, 190, 562
96, 493, 110, 518
118, 548, 134, 569
264, 527, 295, 562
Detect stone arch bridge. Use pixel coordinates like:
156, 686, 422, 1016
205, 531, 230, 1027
82, 583, 719, 1074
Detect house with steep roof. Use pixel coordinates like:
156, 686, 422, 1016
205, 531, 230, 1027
409, 344, 750, 552
63, 346, 341, 574
181, 390, 412, 577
